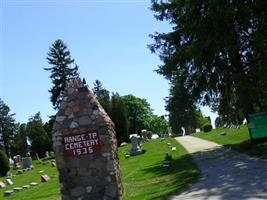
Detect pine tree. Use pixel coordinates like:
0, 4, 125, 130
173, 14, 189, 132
111, 93, 129, 145
150, 0, 267, 119
0, 99, 16, 155
93, 80, 111, 116
44, 39, 79, 110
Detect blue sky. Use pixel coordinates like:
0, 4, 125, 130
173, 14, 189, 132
1, 0, 217, 125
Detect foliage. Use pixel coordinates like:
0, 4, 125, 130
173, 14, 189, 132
111, 93, 129, 144
26, 112, 51, 157
165, 72, 196, 135
150, 0, 267, 121
202, 123, 212, 133
93, 80, 112, 116
0, 149, 10, 176
12, 123, 28, 156
44, 39, 79, 110
0, 99, 17, 155
43, 116, 55, 150
195, 110, 210, 130
122, 95, 153, 135
147, 115, 169, 136
215, 116, 223, 128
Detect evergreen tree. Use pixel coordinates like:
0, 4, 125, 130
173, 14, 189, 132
43, 116, 55, 151
165, 72, 197, 134
111, 93, 129, 145
12, 123, 28, 156
93, 80, 111, 116
44, 39, 79, 110
150, 0, 267, 120
0, 99, 16, 155
26, 112, 51, 157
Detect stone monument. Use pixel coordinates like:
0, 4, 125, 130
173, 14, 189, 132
21, 157, 33, 169
130, 135, 142, 156
52, 79, 123, 200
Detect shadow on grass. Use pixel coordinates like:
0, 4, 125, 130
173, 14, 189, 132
140, 153, 200, 200
223, 140, 267, 159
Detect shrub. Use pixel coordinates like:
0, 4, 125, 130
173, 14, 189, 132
202, 123, 212, 132
0, 150, 10, 176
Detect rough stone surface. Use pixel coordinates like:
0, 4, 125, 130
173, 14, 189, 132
53, 78, 123, 200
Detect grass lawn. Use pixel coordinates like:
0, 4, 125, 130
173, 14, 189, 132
192, 126, 267, 159
0, 160, 60, 200
0, 138, 200, 200
120, 138, 200, 200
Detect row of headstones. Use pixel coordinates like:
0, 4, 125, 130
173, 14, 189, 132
16, 167, 34, 175
161, 138, 177, 169
13, 156, 33, 170
1, 175, 50, 197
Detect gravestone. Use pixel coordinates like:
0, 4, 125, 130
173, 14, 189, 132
36, 153, 40, 161
0, 181, 6, 188
22, 185, 30, 189
22, 157, 33, 169
41, 175, 50, 182
6, 179, 13, 185
52, 79, 123, 200
13, 155, 21, 170
141, 130, 149, 142
30, 182, 38, 186
45, 151, 50, 158
130, 135, 142, 156
14, 187, 23, 192
4, 190, 13, 196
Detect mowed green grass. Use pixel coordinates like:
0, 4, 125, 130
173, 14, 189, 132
0, 138, 200, 200
192, 126, 267, 159
120, 138, 200, 200
0, 160, 60, 200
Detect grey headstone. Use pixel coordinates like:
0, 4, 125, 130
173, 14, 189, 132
130, 135, 142, 156
22, 157, 33, 169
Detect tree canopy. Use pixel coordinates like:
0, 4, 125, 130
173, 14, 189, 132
0, 99, 16, 155
150, 0, 267, 122
26, 112, 51, 157
122, 95, 153, 135
44, 39, 79, 110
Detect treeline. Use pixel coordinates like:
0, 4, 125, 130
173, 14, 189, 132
0, 39, 170, 158
92, 80, 170, 144
0, 100, 52, 158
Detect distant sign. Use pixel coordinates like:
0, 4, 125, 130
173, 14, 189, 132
63, 132, 101, 156
247, 112, 267, 140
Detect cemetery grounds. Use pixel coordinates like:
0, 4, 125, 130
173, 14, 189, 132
0, 138, 200, 200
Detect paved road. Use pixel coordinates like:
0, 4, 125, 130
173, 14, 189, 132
169, 136, 267, 200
